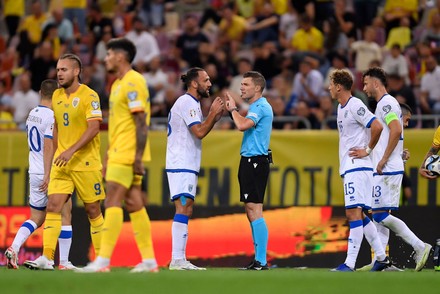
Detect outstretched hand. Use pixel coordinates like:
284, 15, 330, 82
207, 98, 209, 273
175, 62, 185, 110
225, 92, 237, 111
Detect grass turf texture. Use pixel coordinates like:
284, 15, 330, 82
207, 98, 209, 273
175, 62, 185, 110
0, 267, 437, 294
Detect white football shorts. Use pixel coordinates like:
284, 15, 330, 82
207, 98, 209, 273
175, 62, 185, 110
343, 170, 373, 210
167, 171, 198, 202
372, 173, 403, 211
29, 174, 47, 209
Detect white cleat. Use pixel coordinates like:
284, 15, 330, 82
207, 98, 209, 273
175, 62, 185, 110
23, 255, 54, 270
79, 260, 110, 273
130, 261, 159, 273
414, 243, 432, 272
5, 247, 19, 269
169, 259, 206, 270
59, 261, 79, 270
357, 262, 373, 272
383, 264, 404, 272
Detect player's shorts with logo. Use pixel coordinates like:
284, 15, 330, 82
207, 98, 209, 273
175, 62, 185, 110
106, 163, 143, 189
48, 165, 106, 203
238, 155, 270, 203
29, 174, 48, 210
167, 171, 198, 201
372, 173, 403, 211
342, 169, 373, 210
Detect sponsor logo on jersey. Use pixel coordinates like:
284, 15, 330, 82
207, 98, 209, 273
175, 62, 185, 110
189, 109, 196, 117
72, 97, 80, 108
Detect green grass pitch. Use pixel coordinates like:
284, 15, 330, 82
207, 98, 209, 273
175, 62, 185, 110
0, 267, 438, 294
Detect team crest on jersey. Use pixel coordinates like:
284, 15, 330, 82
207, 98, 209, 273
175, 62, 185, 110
189, 109, 196, 117
128, 91, 138, 101
188, 184, 193, 192
72, 97, 80, 108
357, 107, 365, 116
383, 105, 391, 113
91, 101, 100, 110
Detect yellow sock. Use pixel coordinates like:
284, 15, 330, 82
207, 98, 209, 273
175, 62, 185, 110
43, 212, 61, 260
89, 213, 105, 257
129, 208, 155, 260
99, 207, 123, 259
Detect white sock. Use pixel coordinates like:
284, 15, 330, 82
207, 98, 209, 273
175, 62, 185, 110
375, 221, 390, 260
58, 225, 72, 264
344, 221, 363, 269
364, 219, 386, 261
380, 214, 425, 252
11, 220, 37, 253
172, 221, 188, 260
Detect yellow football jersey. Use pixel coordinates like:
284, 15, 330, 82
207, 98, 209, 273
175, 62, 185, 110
107, 70, 151, 165
433, 126, 440, 147
52, 84, 103, 171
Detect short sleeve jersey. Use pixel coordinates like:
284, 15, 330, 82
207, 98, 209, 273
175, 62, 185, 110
241, 97, 273, 157
166, 93, 202, 173
107, 69, 151, 165
52, 84, 102, 171
26, 105, 54, 174
372, 94, 404, 173
337, 97, 376, 176
432, 126, 440, 147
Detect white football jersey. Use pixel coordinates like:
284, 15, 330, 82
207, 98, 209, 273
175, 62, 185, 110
372, 94, 404, 173
26, 106, 54, 175
337, 97, 376, 176
166, 93, 203, 173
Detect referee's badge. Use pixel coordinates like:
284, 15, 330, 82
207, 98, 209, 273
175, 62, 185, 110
188, 184, 193, 192
72, 97, 80, 108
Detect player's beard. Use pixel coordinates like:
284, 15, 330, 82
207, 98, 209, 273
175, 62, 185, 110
197, 86, 210, 98
59, 77, 74, 89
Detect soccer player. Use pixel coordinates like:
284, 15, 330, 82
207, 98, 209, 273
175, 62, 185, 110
419, 126, 440, 180
82, 38, 158, 273
328, 69, 391, 271
5, 80, 76, 270
225, 71, 272, 270
24, 54, 106, 270
362, 67, 431, 272
167, 67, 224, 270
358, 103, 413, 271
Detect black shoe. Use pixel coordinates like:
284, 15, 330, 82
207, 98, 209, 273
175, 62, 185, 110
370, 256, 391, 271
239, 260, 269, 270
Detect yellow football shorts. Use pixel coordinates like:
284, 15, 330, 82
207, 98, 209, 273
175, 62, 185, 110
106, 163, 143, 189
48, 166, 106, 203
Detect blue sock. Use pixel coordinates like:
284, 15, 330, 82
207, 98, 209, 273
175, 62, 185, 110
250, 223, 256, 254
251, 218, 268, 265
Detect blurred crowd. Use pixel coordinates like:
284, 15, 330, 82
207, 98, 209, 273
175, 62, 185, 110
1, 0, 440, 131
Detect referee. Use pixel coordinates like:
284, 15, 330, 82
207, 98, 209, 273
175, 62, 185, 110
225, 71, 273, 270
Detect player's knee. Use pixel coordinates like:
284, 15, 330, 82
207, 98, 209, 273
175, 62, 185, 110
84, 201, 102, 218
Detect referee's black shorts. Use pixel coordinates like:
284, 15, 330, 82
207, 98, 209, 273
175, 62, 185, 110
238, 155, 270, 203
